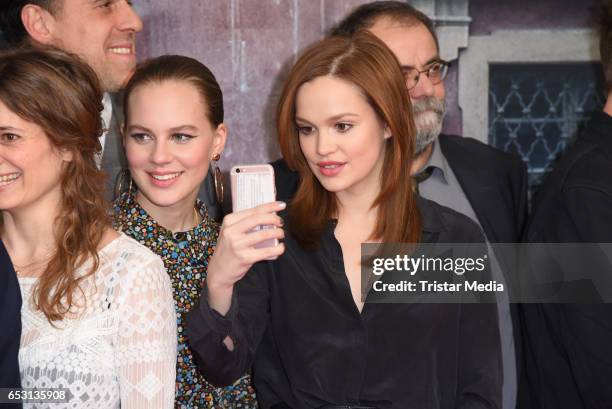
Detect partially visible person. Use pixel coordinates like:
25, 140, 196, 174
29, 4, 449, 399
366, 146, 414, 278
0, 1, 222, 219
0, 48, 176, 408
271, 3, 527, 408
113, 55, 259, 408
0, 240, 22, 409
519, 3, 612, 408
187, 32, 501, 409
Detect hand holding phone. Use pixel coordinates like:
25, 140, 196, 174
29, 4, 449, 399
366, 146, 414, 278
207, 165, 284, 306
207, 200, 285, 316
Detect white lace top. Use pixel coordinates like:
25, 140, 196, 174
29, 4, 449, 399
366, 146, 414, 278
18, 234, 177, 409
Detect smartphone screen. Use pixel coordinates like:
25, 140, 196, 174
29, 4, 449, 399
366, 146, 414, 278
231, 165, 275, 212
230, 164, 278, 248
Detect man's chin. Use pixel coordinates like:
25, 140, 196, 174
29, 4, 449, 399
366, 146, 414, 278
414, 113, 443, 152
101, 69, 135, 93
414, 122, 442, 154
414, 135, 437, 155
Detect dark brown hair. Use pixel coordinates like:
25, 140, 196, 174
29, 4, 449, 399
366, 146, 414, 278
123, 55, 224, 127
330, 0, 439, 51
0, 0, 61, 46
277, 32, 421, 247
0, 47, 109, 322
600, 0, 612, 92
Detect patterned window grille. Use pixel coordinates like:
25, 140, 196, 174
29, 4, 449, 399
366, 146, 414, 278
488, 63, 605, 197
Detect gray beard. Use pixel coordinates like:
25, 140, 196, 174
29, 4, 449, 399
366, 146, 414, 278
412, 96, 446, 155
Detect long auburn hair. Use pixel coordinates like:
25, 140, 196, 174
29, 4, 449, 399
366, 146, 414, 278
0, 47, 109, 322
277, 32, 421, 247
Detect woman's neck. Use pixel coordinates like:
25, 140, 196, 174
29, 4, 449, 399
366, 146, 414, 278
135, 191, 200, 233
335, 186, 379, 241
2, 200, 59, 266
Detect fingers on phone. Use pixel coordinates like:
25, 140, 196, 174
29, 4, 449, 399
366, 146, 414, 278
229, 213, 284, 234
223, 201, 286, 226
242, 225, 285, 248
253, 201, 286, 212
263, 242, 285, 260
237, 242, 285, 266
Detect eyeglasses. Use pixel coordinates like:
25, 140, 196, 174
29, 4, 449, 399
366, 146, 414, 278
402, 60, 449, 90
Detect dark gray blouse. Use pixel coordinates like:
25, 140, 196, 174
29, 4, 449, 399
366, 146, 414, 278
186, 197, 502, 409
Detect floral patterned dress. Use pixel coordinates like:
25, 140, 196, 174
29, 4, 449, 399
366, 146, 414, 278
113, 191, 258, 408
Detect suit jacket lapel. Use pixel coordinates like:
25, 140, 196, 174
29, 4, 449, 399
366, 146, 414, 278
438, 136, 527, 391
101, 92, 127, 200
438, 134, 501, 243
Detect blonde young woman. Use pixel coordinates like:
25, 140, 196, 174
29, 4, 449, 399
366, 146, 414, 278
113, 55, 262, 407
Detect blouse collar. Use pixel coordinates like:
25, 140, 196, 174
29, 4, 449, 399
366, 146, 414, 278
114, 188, 216, 243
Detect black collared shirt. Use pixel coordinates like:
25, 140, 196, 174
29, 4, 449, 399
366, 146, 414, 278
187, 198, 501, 409
0, 240, 22, 408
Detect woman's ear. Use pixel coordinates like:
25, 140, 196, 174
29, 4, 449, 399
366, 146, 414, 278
211, 123, 228, 158
60, 148, 74, 163
383, 123, 392, 140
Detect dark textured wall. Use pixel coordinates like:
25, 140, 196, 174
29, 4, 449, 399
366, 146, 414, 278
134, 0, 598, 171
469, 0, 597, 35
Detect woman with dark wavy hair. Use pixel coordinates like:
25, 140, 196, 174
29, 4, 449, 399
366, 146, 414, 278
0, 48, 176, 408
187, 32, 501, 409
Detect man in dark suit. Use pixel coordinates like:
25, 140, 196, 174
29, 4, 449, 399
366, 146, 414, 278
518, 4, 612, 408
0, 1, 222, 219
271, 2, 527, 409
0, 240, 22, 408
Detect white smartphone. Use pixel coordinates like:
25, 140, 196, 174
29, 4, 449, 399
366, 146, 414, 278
230, 164, 278, 248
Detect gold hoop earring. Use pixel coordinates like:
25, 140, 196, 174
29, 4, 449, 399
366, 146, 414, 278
212, 153, 223, 205
114, 168, 133, 202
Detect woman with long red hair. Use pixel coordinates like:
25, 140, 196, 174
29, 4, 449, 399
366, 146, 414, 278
188, 32, 501, 409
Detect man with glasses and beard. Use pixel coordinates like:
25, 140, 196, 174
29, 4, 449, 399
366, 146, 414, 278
272, 2, 527, 409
